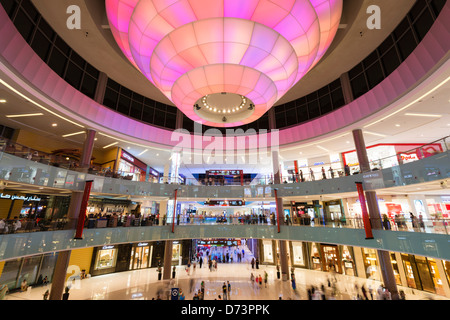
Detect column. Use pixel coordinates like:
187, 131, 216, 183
269, 109, 289, 280
163, 240, 173, 280
49, 73, 106, 300
79, 129, 97, 172
48, 251, 71, 300
339, 72, 354, 105
352, 128, 399, 299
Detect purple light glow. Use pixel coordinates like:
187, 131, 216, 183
105, 0, 342, 127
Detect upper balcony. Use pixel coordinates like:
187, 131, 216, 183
0, 136, 448, 200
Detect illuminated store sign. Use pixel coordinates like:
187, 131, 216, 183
0, 193, 41, 201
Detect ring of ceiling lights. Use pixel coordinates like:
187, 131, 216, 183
105, 0, 343, 127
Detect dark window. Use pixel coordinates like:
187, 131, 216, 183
14, 8, 35, 42
117, 95, 131, 115
80, 74, 97, 99
65, 62, 83, 89
70, 51, 86, 69
21, 0, 39, 22
142, 106, 154, 123
319, 95, 332, 114
307, 100, 320, 118
103, 87, 118, 109
37, 18, 54, 40
1, 0, 17, 17
54, 36, 70, 56
350, 73, 368, 99
275, 111, 286, 128
31, 30, 51, 61
378, 35, 394, 55
348, 63, 363, 80
165, 112, 176, 129
285, 108, 297, 126
107, 78, 120, 92
413, 8, 434, 41
48, 49, 67, 77
393, 18, 410, 40
381, 47, 401, 76
153, 110, 166, 126
130, 101, 143, 119
397, 29, 417, 60
408, 0, 427, 22
85, 63, 99, 79
430, 0, 446, 17
331, 89, 345, 109
365, 61, 384, 89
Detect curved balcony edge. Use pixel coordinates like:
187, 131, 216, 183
0, 225, 449, 262
0, 149, 448, 199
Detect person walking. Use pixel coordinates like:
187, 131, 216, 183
222, 282, 227, 300
264, 271, 268, 288
227, 281, 231, 299
251, 258, 255, 269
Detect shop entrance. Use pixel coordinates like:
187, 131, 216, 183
321, 244, 342, 273
129, 244, 152, 270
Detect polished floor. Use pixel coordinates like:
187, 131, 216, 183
5, 246, 448, 300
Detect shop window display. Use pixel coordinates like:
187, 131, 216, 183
390, 253, 402, 285
310, 243, 322, 271
341, 246, 355, 276
362, 248, 381, 281
95, 247, 118, 270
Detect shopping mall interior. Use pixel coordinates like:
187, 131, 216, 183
0, 0, 449, 305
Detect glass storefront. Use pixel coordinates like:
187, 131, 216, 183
341, 246, 355, 276
321, 244, 341, 273
129, 243, 153, 270
262, 240, 274, 264
362, 248, 381, 281
0, 253, 59, 291
94, 246, 118, 270
390, 253, 401, 285
310, 243, 322, 271
291, 242, 305, 267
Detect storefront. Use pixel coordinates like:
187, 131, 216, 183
341, 246, 356, 276
342, 143, 443, 174
323, 199, 345, 223
309, 243, 322, 271
283, 154, 343, 182
0, 191, 70, 222
0, 252, 59, 291
261, 240, 275, 264
400, 254, 447, 294
289, 241, 307, 268
117, 149, 151, 182
321, 244, 342, 273
129, 242, 153, 270
362, 248, 381, 281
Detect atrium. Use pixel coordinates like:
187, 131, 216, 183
0, 0, 449, 306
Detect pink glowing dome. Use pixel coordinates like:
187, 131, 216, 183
106, 0, 343, 127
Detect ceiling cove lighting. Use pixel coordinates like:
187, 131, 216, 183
103, 142, 119, 149
106, 0, 343, 127
62, 131, 86, 138
404, 113, 442, 117
6, 113, 44, 118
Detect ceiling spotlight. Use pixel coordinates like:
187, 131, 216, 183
222, 117, 227, 122
194, 104, 201, 110
52, 123, 58, 127
0, 99, 6, 103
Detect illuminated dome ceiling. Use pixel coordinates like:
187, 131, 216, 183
106, 0, 343, 127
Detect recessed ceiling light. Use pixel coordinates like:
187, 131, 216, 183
395, 124, 400, 127
405, 113, 441, 117
52, 123, 58, 127
6, 113, 44, 118
62, 131, 85, 138
103, 142, 118, 149
138, 149, 148, 156
0, 99, 6, 103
